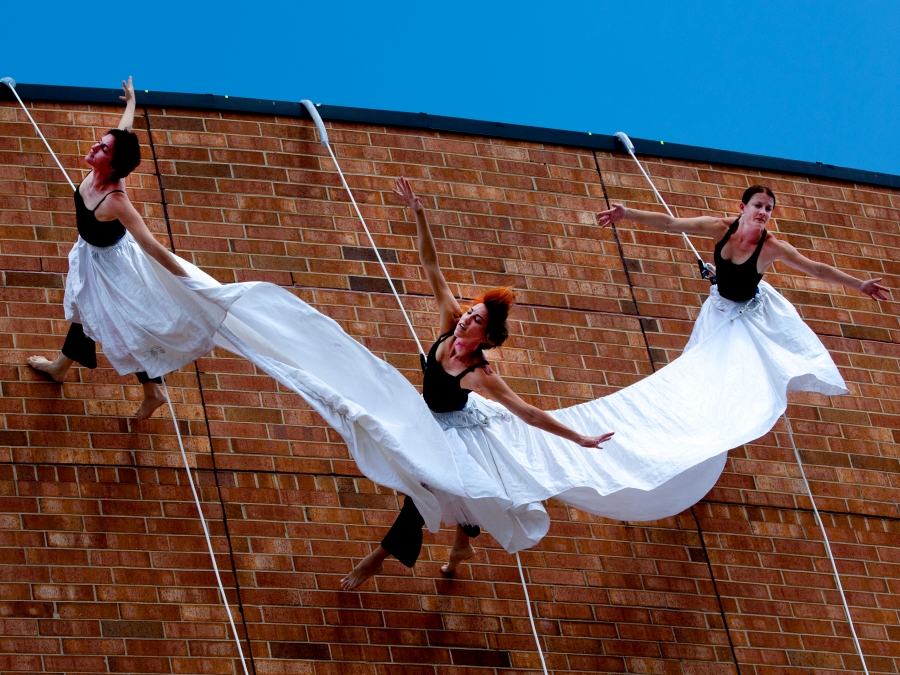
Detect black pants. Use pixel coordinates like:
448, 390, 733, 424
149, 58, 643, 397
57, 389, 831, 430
62, 323, 161, 385
381, 496, 481, 568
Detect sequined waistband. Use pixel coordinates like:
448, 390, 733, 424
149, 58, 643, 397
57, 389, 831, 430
431, 403, 507, 429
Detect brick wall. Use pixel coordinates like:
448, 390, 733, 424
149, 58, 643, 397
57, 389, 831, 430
0, 98, 898, 674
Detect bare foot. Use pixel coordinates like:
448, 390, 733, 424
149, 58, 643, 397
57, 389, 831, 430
441, 544, 476, 576
341, 547, 388, 591
135, 389, 167, 422
27, 355, 69, 382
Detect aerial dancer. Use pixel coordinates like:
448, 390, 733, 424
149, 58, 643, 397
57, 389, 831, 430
597, 185, 888, 352
597, 185, 888, 304
341, 178, 615, 590
598, 186, 888, 674
27, 77, 222, 420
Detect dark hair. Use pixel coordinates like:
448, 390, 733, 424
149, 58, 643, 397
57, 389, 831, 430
742, 184, 776, 207
465, 286, 516, 349
106, 128, 141, 180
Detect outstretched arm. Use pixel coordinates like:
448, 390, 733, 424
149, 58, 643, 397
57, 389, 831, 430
393, 177, 460, 332
109, 195, 187, 277
466, 367, 614, 449
774, 239, 889, 300
118, 77, 136, 132
597, 203, 728, 239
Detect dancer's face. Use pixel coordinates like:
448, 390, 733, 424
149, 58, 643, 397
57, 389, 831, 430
739, 193, 775, 228
86, 134, 116, 172
454, 303, 489, 346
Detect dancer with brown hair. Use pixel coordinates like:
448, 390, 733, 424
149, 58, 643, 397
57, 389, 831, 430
597, 185, 888, 303
27, 78, 220, 420
341, 178, 615, 590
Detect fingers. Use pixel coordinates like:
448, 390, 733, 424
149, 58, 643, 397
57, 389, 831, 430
584, 432, 615, 448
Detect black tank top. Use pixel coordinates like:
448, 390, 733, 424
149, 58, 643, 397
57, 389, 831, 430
74, 185, 126, 247
713, 219, 768, 302
422, 331, 488, 413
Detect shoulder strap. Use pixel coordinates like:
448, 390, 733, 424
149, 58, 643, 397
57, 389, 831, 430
717, 218, 739, 247
427, 330, 454, 362
455, 360, 488, 380
91, 190, 125, 211
753, 229, 768, 255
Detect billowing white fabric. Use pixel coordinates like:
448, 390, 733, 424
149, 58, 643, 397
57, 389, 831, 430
177, 263, 847, 553
64, 239, 467, 529
421, 281, 848, 552
69, 241, 848, 554
64, 235, 224, 378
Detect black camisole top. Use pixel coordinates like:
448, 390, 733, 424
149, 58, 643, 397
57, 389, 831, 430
422, 331, 488, 413
74, 186, 126, 247
713, 219, 768, 302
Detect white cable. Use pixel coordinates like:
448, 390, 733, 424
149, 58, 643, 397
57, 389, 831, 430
2, 81, 76, 191
516, 551, 549, 675
323, 144, 425, 357
621, 147, 705, 264
783, 413, 869, 674
163, 378, 250, 675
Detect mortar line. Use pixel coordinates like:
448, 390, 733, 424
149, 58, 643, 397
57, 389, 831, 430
144, 106, 259, 675
16, 270, 896, 349
7, 450, 886, 518
5, 455, 892, 523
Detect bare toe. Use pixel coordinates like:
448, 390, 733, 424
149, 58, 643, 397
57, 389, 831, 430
27, 356, 65, 382
341, 561, 383, 591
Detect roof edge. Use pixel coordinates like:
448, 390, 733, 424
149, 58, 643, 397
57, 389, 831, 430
3, 82, 899, 190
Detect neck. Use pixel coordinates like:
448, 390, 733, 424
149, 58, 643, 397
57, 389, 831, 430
738, 214, 764, 236
453, 337, 482, 355
89, 167, 116, 190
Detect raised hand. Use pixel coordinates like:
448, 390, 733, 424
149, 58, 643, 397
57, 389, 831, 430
119, 76, 135, 105
596, 204, 627, 228
859, 278, 890, 301
578, 432, 615, 449
392, 176, 423, 211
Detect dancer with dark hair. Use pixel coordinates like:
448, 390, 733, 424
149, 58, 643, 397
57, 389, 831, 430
341, 178, 615, 590
597, 185, 888, 302
28, 78, 222, 420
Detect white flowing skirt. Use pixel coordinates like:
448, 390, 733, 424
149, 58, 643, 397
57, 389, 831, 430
421, 281, 848, 553
63, 235, 224, 378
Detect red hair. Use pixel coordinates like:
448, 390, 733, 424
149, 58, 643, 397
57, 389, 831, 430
462, 286, 516, 349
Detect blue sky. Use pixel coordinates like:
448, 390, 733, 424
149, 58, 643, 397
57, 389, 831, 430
3, 1, 898, 175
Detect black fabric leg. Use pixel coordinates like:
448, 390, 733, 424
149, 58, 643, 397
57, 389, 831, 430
380, 495, 426, 568
135, 372, 162, 385
460, 524, 481, 538
61, 323, 97, 369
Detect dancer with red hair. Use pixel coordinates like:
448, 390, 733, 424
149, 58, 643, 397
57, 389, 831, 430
342, 179, 614, 590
